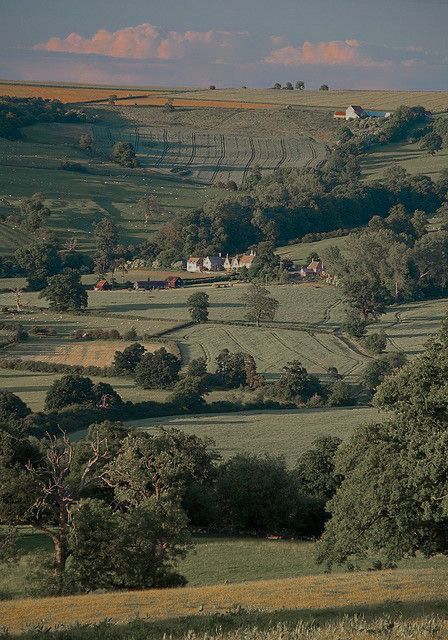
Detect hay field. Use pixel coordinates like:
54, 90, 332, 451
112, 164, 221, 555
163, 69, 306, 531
99, 96, 276, 109
4, 339, 178, 367
0, 567, 445, 633
180, 88, 448, 112
128, 406, 377, 465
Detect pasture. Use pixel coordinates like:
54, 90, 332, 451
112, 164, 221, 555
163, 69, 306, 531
0, 566, 446, 633
127, 406, 378, 465
362, 138, 448, 180
276, 235, 351, 264
0, 122, 210, 255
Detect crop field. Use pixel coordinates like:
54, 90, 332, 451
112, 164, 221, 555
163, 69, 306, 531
128, 406, 378, 464
1, 566, 446, 633
92, 122, 327, 185
0, 82, 162, 103
180, 88, 448, 112
4, 338, 179, 367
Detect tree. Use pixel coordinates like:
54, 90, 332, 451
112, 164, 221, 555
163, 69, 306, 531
187, 291, 209, 323
342, 276, 389, 321
317, 323, 448, 568
187, 357, 208, 379
361, 352, 407, 392
169, 376, 207, 413
327, 380, 355, 407
215, 349, 247, 388
19, 193, 51, 231
272, 82, 282, 89
45, 374, 96, 410
285, 81, 294, 90
319, 84, 329, 91
113, 343, 146, 373
135, 348, 181, 388
94, 217, 119, 273
342, 310, 367, 338
363, 331, 387, 355
241, 283, 279, 327
79, 132, 93, 152
420, 131, 443, 155
39, 270, 87, 311
110, 141, 138, 167
0, 391, 31, 433
276, 360, 323, 404
295, 81, 305, 90
15, 238, 61, 291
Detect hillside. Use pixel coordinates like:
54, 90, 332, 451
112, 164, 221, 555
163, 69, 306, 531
0, 568, 446, 634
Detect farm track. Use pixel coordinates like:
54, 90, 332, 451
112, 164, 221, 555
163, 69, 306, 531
185, 132, 197, 167
210, 135, 226, 183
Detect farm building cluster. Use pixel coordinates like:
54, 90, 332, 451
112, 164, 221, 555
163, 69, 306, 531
187, 252, 257, 273
334, 105, 391, 120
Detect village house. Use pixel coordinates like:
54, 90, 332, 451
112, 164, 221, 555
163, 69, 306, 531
94, 279, 110, 291
228, 251, 256, 270
186, 257, 203, 273
203, 255, 224, 271
300, 260, 325, 278
165, 276, 184, 288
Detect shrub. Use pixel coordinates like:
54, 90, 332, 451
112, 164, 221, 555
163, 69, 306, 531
135, 348, 181, 389
113, 343, 146, 373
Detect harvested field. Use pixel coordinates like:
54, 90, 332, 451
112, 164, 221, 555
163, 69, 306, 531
4, 339, 179, 367
0, 82, 159, 103
128, 406, 378, 464
98, 96, 276, 109
0, 568, 445, 632
180, 88, 448, 112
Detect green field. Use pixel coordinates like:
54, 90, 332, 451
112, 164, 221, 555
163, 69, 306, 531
277, 235, 351, 265
127, 406, 378, 465
362, 139, 448, 180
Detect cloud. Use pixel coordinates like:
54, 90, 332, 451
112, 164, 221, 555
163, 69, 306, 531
34, 23, 248, 62
265, 39, 389, 68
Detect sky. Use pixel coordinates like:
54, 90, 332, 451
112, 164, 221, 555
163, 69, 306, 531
1, 0, 447, 89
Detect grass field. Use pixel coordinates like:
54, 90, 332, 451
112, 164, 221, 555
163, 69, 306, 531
180, 88, 448, 112
362, 139, 448, 180
127, 406, 378, 465
276, 236, 351, 264
0, 565, 446, 633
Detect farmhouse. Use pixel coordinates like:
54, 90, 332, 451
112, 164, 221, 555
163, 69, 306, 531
203, 255, 224, 271
228, 251, 257, 270
187, 257, 203, 273
334, 105, 391, 120
300, 260, 325, 277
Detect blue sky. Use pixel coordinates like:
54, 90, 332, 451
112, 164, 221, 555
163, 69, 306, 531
1, 0, 447, 88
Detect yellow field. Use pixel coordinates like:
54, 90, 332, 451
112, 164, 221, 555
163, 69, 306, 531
4, 339, 179, 367
180, 88, 448, 112
0, 82, 158, 103
0, 568, 445, 632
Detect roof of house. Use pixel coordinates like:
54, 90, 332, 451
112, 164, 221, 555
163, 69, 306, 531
205, 256, 224, 265
187, 257, 202, 263
334, 111, 346, 116
349, 105, 366, 116
239, 254, 256, 266
95, 279, 108, 288
308, 260, 323, 270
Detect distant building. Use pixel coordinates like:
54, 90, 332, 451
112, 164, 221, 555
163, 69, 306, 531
165, 276, 184, 288
223, 254, 232, 270
133, 280, 166, 290
203, 255, 224, 271
300, 260, 325, 277
334, 105, 391, 120
94, 279, 110, 291
228, 251, 256, 270
187, 257, 203, 273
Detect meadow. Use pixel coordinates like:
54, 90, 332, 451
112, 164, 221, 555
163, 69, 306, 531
0, 566, 446, 633
362, 138, 448, 180
127, 406, 378, 465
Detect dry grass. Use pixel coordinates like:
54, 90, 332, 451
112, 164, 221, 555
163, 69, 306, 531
0, 568, 445, 632
4, 339, 179, 367
180, 89, 448, 112
98, 96, 276, 109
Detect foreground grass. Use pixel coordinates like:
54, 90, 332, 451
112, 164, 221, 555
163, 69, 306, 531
0, 567, 446, 634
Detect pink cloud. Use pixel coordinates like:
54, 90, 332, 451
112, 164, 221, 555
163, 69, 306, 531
265, 39, 389, 68
35, 23, 247, 61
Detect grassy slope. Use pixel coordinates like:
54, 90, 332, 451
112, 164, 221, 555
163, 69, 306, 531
127, 407, 378, 465
362, 140, 448, 180
1, 565, 446, 633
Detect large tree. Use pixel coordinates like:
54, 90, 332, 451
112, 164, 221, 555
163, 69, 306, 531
15, 238, 61, 291
187, 291, 209, 323
241, 283, 279, 327
39, 270, 87, 311
135, 348, 181, 389
317, 322, 448, 568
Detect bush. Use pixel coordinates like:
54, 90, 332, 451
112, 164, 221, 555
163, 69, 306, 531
363, 331, 387, 354
135, 348, 181, 389
326, 381, 356, 407
113, 343, 146, 373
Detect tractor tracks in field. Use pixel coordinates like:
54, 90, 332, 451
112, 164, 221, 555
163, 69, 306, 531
210, 134, 226, 184
274, 138, 287, 171
185, 132, 197, 167
241, 137, 256, 184
155, 128, 169, 167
